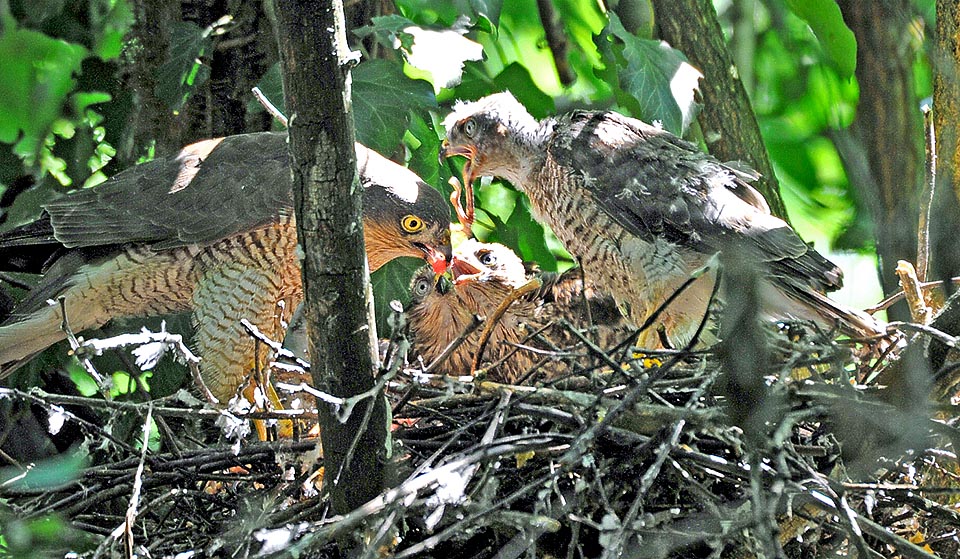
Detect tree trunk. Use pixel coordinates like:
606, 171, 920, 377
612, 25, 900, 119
274, 0, 387, 513
932, 0, 960, 288
648, 0, 787, 219
836, 1, 923, 320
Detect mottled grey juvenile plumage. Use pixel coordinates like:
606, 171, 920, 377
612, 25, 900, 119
441, 93, 883, 347
407, 239, 631, 382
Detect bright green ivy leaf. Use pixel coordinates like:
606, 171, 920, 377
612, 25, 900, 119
599, 12, 702, 136
90, 0, 135, 60
155, 21, 213, 111
0, 17, 88, 153
785, 0, 857, 79
353, 59, 437, 155
493, 63, 555, 119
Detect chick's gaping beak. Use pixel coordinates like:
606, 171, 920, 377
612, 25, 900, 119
440, 141, 479, 189
450, 255, 483, 285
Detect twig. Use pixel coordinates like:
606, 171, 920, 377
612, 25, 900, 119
241, 318, 311, 371
864, 276, 960, 314
472, 277, 544, 374
57, 297, 109, 397
535, 0, 574, 85
252, 86, 288, 127
887, 321, 958, 347
919, 101, 936, 282
895, 261, 932, 324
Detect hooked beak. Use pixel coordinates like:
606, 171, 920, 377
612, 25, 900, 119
441, 140, 478, 235
440, 141, 479, 189
416, 243, 451, 275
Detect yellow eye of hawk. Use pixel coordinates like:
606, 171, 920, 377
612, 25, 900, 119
401, 214, 424, 233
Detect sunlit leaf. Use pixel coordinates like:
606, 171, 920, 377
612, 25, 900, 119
0, 17, 88, 154
404, 26, 483, 90
353, 59, 437, 155
90, 0, 135, 60
785, 0, 857, 79
598, 12, 701, 135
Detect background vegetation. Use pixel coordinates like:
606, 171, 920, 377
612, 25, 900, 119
0, 0, 951, 556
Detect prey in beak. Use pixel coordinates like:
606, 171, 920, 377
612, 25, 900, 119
440, 140, 478, 236
415, 242, 451, 275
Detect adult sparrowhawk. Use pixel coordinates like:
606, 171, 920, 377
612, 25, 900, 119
0, 132, 451, 402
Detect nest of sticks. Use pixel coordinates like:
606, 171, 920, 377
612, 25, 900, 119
2, 292, 960, 559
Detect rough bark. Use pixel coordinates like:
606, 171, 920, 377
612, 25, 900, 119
125, 0, 185, 163
836, 1, 923, 319
274, 0, 387, 513
932, 0, 960, 288
649, 0, 787, 219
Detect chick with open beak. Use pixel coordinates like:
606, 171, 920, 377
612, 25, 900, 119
406, 240, 632, 383
441, 96, 542, 239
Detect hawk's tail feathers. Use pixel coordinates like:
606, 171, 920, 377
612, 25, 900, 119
774, 282, 891, 341
0, 306, 74, 379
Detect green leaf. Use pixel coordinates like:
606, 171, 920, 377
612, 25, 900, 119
493, 63, 555, 119
405, 112, 443, 188
89, 0, 135, 60
470, 0, 503, 31
353, 59, 437, 156
372, 257, 427, 336
476, 184, 558, 272
155, 21, 212, 111
0, 450, 88, 490
599, 12, 702, 136
785, 0, 857, 79
353, 15, 418, 52
0, 16, 88, 154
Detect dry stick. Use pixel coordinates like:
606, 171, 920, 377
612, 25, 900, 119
864, 276, 960, 314
559, 265, 721, 469
89, 403, 151, 559
76, 326, 214, 404
0, 389, 137, 456
471, 277, 544, 374
288, 435, 565, 553
252, 86, 289, 127
0, 388, 308, 425
57, 297, 109, 398
918, 102, 936, 282
604, 366, 722, 558
895, 260, 932, 324
123, 404, 152, 558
